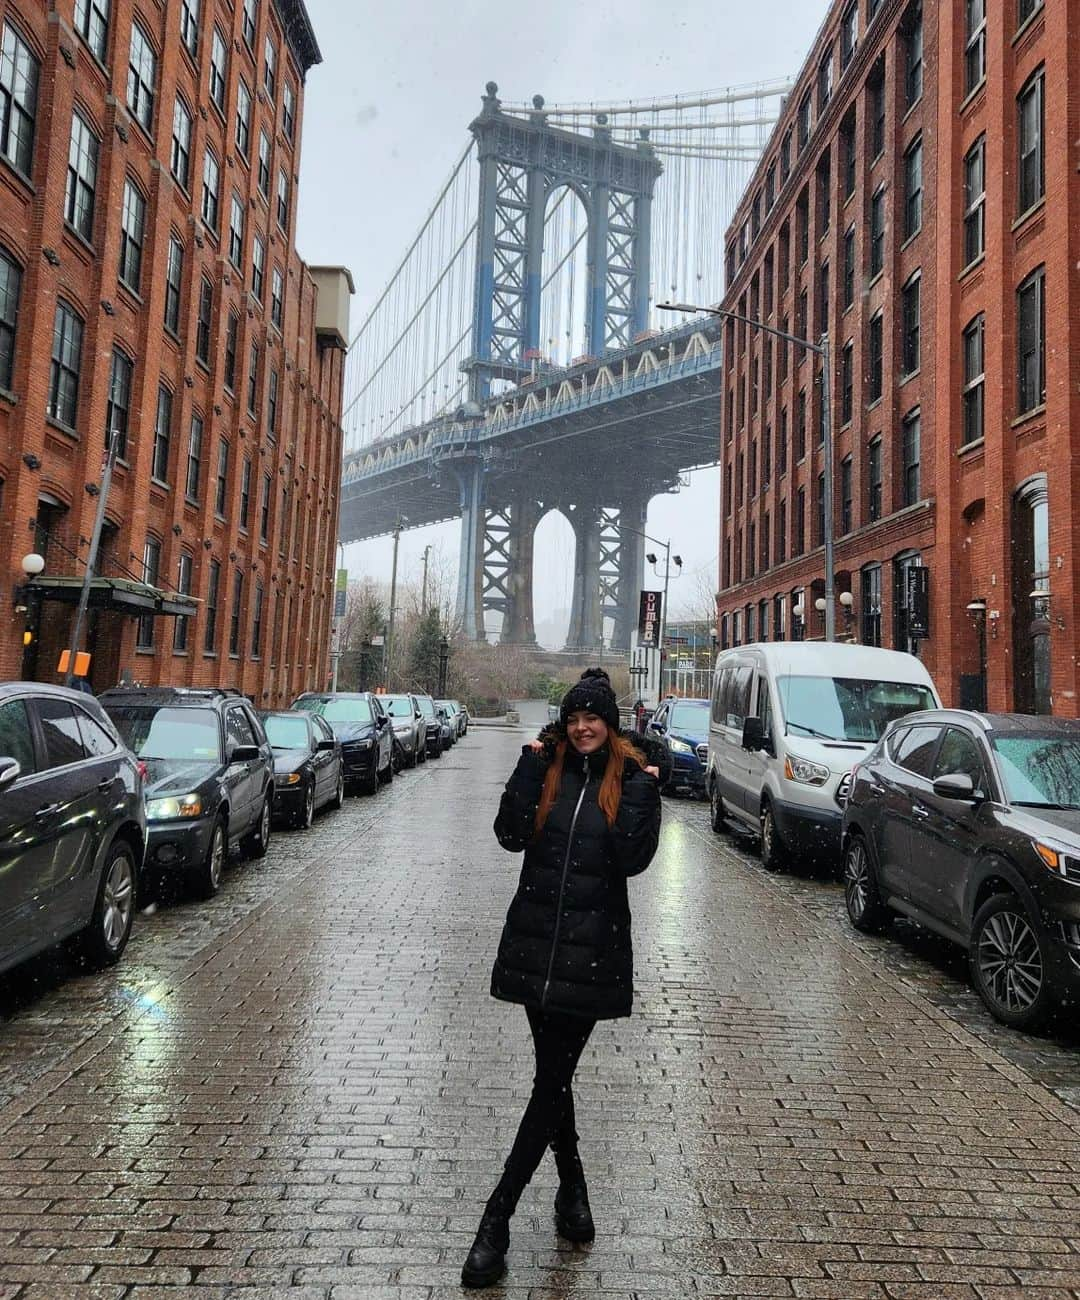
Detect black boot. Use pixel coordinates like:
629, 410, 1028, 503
551, 1139, 595, 1243
461, 1196, 511, 1288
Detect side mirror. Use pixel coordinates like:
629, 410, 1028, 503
0, 757, 21, 790
229, 744, 260, 763
932, 771, 980, 802
316, 739, 336, 752
741, 716, 765, 752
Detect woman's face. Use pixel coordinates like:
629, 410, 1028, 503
566, 711, 608, 754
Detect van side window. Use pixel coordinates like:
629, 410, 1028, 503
712, 665, 733, 725
728, 666, 753, 728
755, 675, 772, 738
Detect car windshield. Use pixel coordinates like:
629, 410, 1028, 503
263, 715, 309, 750
778, 676, 936, 743
669, 702, 709, 734
107, 706, 221, 762
992, 735, 1080, 808
294, 697, 373, 724
383, 696, 415, 717
417, 697, 435, 717
436, 700, 456, 713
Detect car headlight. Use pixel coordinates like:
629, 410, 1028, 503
1034, 840, 1080, 883
669, 738, 694, 755
147, 793, 203, 820
352, 738, 373, 750
784, 754, 830, 787
275, 772, 302, 787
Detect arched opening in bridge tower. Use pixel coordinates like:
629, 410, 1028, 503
532, 508, 576, 650
539, 186, 589, 368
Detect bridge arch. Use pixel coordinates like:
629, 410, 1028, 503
539, 184, 589, 368
532, 505, 576, 650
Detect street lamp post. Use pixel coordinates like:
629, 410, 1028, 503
385, 513, 407, 690
437, 635, 450, 697
660, 301, 835, 642
643, 540, 683, 697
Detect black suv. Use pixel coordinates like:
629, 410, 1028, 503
290, 692, 394, 794
843, 709, 1080, 1031
0, 683, 145, 978
99, 687, 273, 899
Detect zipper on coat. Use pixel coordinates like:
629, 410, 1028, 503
541, 754, 590, 1009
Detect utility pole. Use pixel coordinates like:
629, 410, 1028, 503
421, 544, 432, 616
64, 423, 122, 686
385, 515, 404, 690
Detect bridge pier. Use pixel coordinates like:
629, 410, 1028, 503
498, 491, 539, 645
614, 495, 649, 652
564, 504, 603, 652
454, 459, 485, 641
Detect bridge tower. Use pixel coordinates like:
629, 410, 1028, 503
455, 84, 664, 649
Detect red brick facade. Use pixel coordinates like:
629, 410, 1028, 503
0, 0, 348, 707
718, 0, 1078, 716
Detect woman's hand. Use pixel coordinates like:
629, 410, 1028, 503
527, 739, 544, 754
644, 765, 660, 779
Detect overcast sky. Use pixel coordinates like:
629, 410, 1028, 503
296, 0, 829, 645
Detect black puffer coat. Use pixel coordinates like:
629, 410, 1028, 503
491, 744, 661, 1020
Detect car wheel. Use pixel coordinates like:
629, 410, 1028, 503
379, 751, 394, 785
843, 835, 891, 933
406, 745, 418, 769
432, 738, 443, 759
192, 816, 227, 900
244, 794, 272, 859
969, 892, 1054, 1031
364, 760, 380, 796
295, 779, 315, 830
709, 779, 726, 833
75, 839, 137, 968
759, 799, 787, 873
330, 768, 345, 809
416, 740, 427, 764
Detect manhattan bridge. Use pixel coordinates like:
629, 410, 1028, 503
340, 79, 792, 649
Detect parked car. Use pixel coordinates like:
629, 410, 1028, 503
843, 710, 1080, 1031
457, 702, 470, 735
290, 691, 394, 793
645, 696, 710, 797
382, 693, 427, 768
261, 710, 344, 828
0, 683, 145, 977
707, 642, 940, 871
436, 703, 456, 749
99, 687, 273, 899
436, 699, 466, 739
414, 694, 444, 758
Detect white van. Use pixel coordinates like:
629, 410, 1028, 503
706, 642, 940, 870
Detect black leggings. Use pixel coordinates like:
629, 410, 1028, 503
494, 1006, 596, 1208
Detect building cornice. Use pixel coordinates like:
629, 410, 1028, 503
272, 0, 322, 76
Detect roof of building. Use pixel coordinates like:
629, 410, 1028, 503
273, 0, 322, 75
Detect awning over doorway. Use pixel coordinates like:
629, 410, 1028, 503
23, 575, 197, 619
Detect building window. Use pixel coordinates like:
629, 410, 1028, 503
258, 130, 271, 197
797, 92, 811, 151
118, 179, 145, 292
840, 455, 853, 534
239, 456, 251, 529
251, 235, 265, 300
247, 340, 259, 415
901, 409, 921, 506
903, 135, 922, 238
777, 500, 787, 562
904, 4, 923, 108
840, 340, 854, 426
796, 388, 807, 461
209, 28, 227, 113
204, 558, 220, 653
48, 301, 83, 429
1012, 475, 1051, 715
173, 552, 193, 652
869, 187, 885, 276
868, 0, 884, 19
1017, 68, 1045, 214
152, 384, 172, 483
794, 487, 806, 556
263, 35, 276, 99
762, 423, 772, 487
0, 24, 38, 180
215, 438, 229, 516
195, 277, 213, 366
164, 235, 183, 334
868, 435, 883, 521
817, 151, 831, 235
278, 485, 287, 556
65, 112, 99, 241
259, 470, 271, 542
901, 274, 920, 376
202, 149, 220, 230
180, 0, 199, 57
74, 0, 110, 62
840, 2, 858, 69
0, 248, 21, 391
106, 349, 133, 458
861, 564, 882, 645
271, 267, 283, 328
773, 593, 786, 641
796, 188, 809, 265
818, 261, 829, 336
186, 413, 203, 502
868, 58, 885, 158
778, 406, 788, 474
229, 193, 245, 268
236, 78, 252, 156
283, 80, 296, 140
963, 136, 985, 266
842, 225, 855, 310
251, 581, 264, 658
893, 552, 922, 653
229, 570, 244, 656
1017, 265, 1045, 414
276, 168, 290, 229
242, 0, 257, 49
965, 0, 986, 95
126, 21, 156, 132
780, 128, 792, 181
171, 97, 192, 188
816, 472, 825, 547
817, 46, 833, 113
765, 161, 776, 211
267, 366, 279, 436
841, 111, 856, 198
137, 537, 160, 649
1018, 0, 1044, 23
224, 312, 239, 391
962, 314, 985, 447
867, 310, 883, 404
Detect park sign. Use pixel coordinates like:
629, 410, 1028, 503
638, 590, 663, 647
334, 568, 348, 620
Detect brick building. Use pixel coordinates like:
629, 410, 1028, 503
0, 0, 352, 706
717, 0, 1077, 715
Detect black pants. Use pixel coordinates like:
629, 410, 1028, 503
493, 1006, 596, 1210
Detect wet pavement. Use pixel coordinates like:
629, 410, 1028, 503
2, 707, 1080, 1298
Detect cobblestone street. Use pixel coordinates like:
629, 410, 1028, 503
3, 712, 1080, 1298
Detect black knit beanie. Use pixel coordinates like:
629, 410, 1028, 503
560, 667, 620, 731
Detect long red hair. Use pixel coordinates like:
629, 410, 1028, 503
535, 733, 644, 833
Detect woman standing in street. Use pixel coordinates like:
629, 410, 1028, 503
462, 668, 662, 1288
